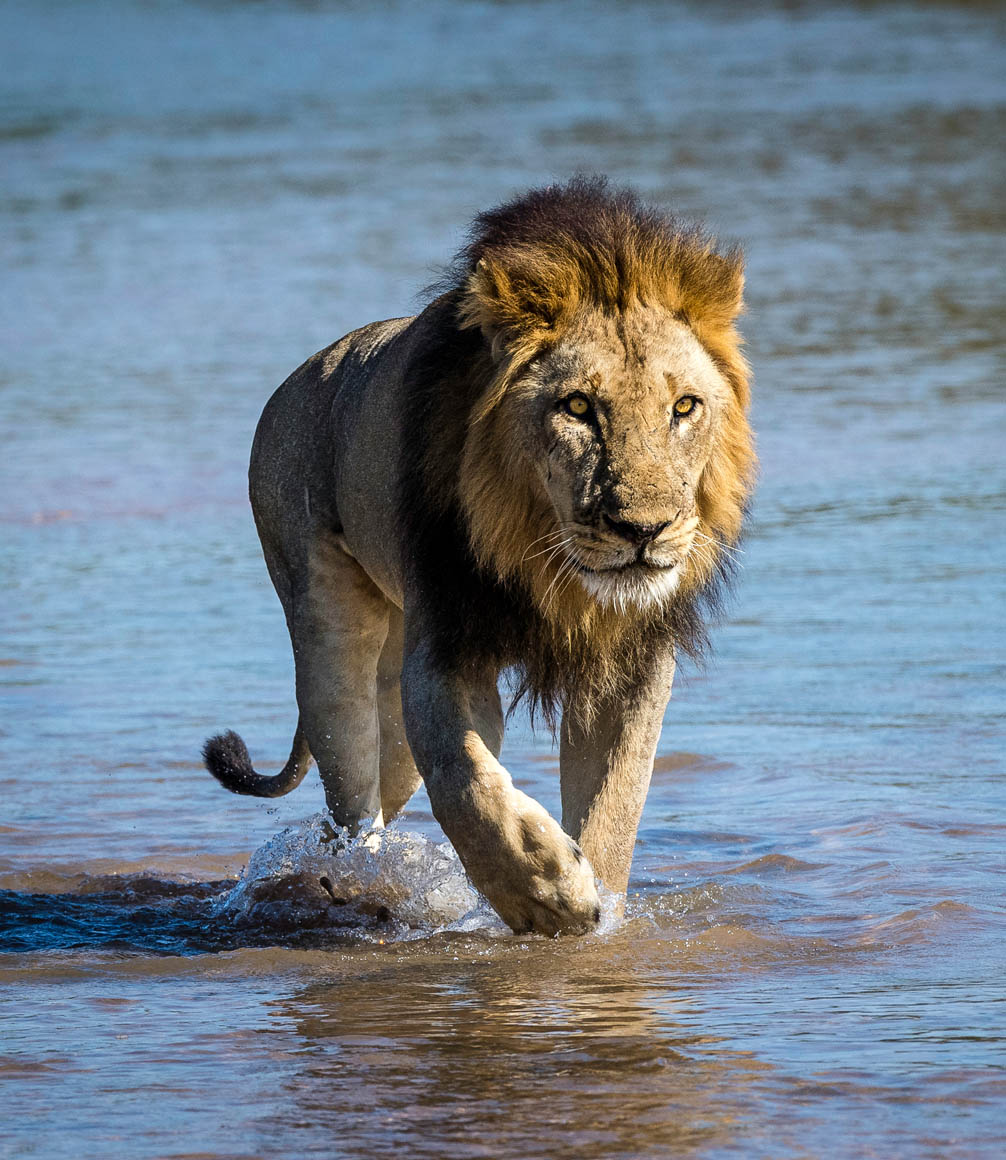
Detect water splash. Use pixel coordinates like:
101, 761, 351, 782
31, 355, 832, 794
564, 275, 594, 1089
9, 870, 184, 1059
216, 814, 489, 936
0, 819, 620, 954
215, 815, 626, 942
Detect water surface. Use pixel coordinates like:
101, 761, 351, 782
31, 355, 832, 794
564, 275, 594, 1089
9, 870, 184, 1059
1, 2, 1004, 1157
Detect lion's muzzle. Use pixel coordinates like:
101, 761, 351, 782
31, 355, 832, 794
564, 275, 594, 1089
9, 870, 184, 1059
601, 514, 673, 547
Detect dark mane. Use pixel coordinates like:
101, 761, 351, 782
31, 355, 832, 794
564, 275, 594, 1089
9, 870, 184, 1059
399, 178, 752, 728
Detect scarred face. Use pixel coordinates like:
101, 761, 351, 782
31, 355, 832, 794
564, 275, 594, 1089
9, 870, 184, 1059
509, 303, 733, 610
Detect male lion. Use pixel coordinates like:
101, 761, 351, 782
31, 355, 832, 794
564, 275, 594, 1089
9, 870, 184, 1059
204, 178, 755, 936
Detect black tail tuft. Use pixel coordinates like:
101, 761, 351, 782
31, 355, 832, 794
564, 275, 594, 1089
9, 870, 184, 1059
202, 730, 254, 789
202, 726, 311, 798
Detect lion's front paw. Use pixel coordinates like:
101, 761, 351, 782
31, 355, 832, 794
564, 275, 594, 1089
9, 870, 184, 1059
449, 785, 601, 937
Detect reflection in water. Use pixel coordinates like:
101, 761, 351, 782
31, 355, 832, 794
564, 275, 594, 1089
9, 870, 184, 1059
0, 859, 1001, 1156
270, 943, 766, 1158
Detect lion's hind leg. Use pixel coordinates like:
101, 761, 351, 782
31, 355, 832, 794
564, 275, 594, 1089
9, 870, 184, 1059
376, 607, 422, 823
288, 533, 391, 833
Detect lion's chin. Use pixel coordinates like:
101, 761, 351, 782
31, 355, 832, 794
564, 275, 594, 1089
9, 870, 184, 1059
575, 562, 682, 613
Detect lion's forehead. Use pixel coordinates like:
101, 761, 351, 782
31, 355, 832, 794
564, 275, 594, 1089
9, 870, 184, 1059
546, 304, 727, 406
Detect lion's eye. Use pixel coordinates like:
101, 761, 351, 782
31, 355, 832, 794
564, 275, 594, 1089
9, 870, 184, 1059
562, 394, 592, 418
673, 395, 699, 418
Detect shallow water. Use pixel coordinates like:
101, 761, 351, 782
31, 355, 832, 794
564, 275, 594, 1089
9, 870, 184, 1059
2, 1, 1004, 1157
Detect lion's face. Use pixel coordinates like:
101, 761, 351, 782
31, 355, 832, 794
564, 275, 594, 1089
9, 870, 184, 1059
504, 304, 733, 612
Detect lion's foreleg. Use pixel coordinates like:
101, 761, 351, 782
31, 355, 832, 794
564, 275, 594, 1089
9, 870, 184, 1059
401, 640, 598, 936
559, 649, 675, 896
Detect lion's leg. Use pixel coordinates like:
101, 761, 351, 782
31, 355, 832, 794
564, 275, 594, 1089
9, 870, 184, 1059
559, 648, 675, 896
375, 608, 422, 822
381, 608, 505, 823
288, 534, 390, 832
401, 637, 597, 936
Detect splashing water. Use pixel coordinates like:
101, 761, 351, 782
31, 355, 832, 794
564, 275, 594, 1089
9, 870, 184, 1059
215, 814, 625, 941
216, 814, 492, 937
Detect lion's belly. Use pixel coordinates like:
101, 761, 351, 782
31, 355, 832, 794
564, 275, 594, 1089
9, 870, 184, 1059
334, 513, 405, 609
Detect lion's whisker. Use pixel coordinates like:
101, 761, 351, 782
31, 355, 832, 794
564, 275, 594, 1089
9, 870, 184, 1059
522, 533, 574, 564
517, 532, 567, 566
685, 541, 718, 578
551, 558, 585, 609
534, 538, 574, 585
542, 550, 577, 600
542, 552, 581, 614
694, 531, 744, 558
536, 533, 575, 580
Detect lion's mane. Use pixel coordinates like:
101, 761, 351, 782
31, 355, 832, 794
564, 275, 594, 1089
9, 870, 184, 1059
399, 177, 755, 726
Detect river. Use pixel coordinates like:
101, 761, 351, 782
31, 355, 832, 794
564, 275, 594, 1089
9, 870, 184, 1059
1, 2, 1004, 1157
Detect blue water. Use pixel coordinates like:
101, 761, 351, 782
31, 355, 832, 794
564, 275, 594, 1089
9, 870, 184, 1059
1, 2, 1004, 1158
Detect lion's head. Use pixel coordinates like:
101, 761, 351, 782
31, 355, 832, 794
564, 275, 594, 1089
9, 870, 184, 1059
453, 178, 755, 629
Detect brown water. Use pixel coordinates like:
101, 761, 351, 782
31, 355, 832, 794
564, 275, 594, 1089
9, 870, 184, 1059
2, 1, 1005, 1157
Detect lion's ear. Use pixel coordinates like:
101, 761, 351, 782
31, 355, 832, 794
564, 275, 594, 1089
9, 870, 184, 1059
459, 255, 568, 359
711, 249, 745, 318
676, 248, 745, 327
457, 258, 506, 343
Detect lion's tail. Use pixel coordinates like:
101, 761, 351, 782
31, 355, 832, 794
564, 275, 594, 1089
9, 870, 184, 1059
202, 722, 312, 798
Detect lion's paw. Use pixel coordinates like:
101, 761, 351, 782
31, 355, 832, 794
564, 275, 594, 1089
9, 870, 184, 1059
452, 786, 601, 937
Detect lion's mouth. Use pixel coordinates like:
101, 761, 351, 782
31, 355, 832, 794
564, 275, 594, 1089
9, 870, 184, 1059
569, 527, 693, 576
573, 536, 684, 574
570, 551, 684, 612
557, 528, 694, 610
576, 558, 676, 576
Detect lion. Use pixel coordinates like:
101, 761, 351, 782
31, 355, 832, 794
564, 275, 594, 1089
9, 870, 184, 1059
203, 177, 755, 936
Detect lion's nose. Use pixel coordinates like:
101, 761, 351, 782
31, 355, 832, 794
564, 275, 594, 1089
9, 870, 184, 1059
602, 514, 670, 546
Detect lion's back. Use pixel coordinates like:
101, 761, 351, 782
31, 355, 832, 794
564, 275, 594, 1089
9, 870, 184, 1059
249, 315, 415, 601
